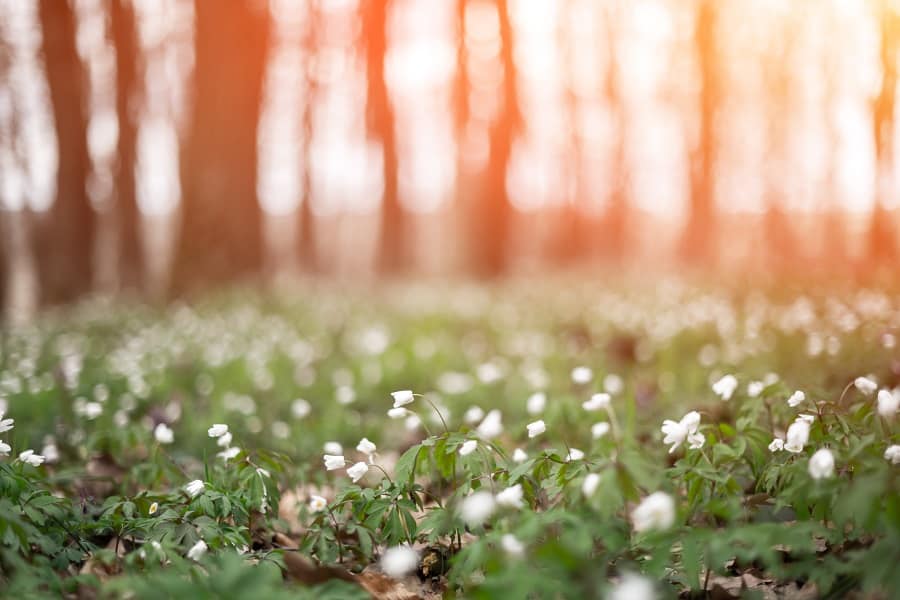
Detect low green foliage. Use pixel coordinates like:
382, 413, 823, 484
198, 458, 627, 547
0, 282, 899, 597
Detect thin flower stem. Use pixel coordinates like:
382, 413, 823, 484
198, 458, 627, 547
414, 393, 449, 434
836, 381, 855, 407
326, 506, 345, 564
370, 463, 393, 484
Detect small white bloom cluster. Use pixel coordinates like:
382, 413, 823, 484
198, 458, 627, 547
0, 412, 14, 458
208, 423, 240, 461
712, 374, 738, 401
660, 411, 704, 454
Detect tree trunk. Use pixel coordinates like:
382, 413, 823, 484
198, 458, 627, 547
36, 0, 94, 304
601, 4, 628, 263
680, 0, 718, 265
364, 0, 404, 276
172, 0, 270, 292
869, 0, 898, 264
472, 0, 518, 277
298, 3, 318, 274
111, 0, 142, 293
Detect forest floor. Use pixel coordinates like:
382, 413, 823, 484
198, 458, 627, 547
0, 278, 897, 598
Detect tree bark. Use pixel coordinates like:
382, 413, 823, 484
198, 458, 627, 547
172, 0, 270, 292
364, 0, 404, 275
36, 0, 94, 304
111, 0, 143, 293
472, 0, 518, 277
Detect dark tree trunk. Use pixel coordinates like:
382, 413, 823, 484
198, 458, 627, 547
869, 1, 898, 264
172, 0, 270, 292
680, 0, 718, 265
111, 0, 142, 292
364, 0, 404, 275
472, 0, 519, 277
36, 0, 94, 304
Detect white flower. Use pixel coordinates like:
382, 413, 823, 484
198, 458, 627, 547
186, 540, 208, 561
712, 374, 738, 400
501, 534, 525, 557
381, 545, 419, 578
42, 441, 59, 463
591, 422, 611, 439
526, 392, 546, 415
404, 415, 421, 431
784, 420, 810, 453
81, 402, 103, 420
0, 440, 10, 456
808, 448, 835, 479
154, 423, 174, 444
877, 389, 900, 418
604, 373, 624, 394
459, 491, 495, 526
323, 441, 343, 455
787, 390, 806, 408
476, 409, 503, 439
495, 484, 524, 508
512, 448, 528, 463
309, 495, 328, 512
526, 420, 546, 438
660, 411, 701, 454
336, 386, 356, 405
687, 431, 705, 450
747, 381, 765, 397
324, 454, 346, 471
854, 376, 878, 396
291, 398, 311, 418
0, 416, 14, 434
387, 407, 409, 419
583, 393, 611, 411
391, 390, 414, 408
149, 502, 159, 515
884, 444, 900, 465
18, 450, 45, 467
217, 446, 240, 461
347, 461, 369, 483
207, 424, 228, 438
459, 439, 478, 456
566, 448, 585, 462
631, 491, 675, 532
582, 473, 601, 497
609, 573, 656, 600
768, 438, 784, 452
571, 366, 593, 384
464, 406, 485, 424
356, 438, 377, 455
217, 432, 233, 448
185, 480, 205, 498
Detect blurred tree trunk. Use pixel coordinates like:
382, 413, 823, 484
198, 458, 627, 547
869, 0, 899, 264
601, 3, 628, 263
36, 0, 94, 304
762, 21, 797, 271
453, 0, 470, 273
173, 0, 270, 292
472, 0, 519, 277
364, 0, 405, 275
111, 0, 143, 293
298, 4, 318, 274
680, 0, 718, 265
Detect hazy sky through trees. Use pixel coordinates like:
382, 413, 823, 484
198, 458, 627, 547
0, 0, 892, 222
